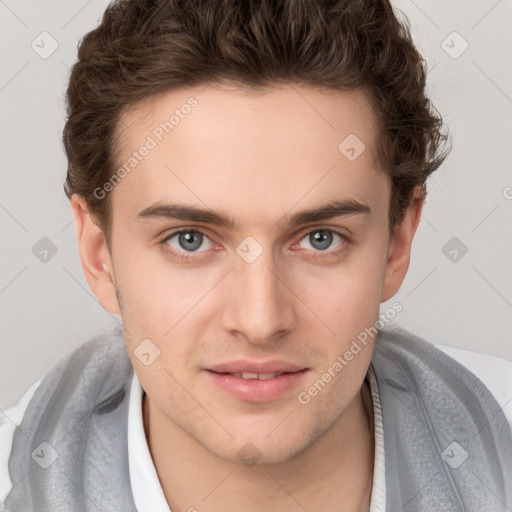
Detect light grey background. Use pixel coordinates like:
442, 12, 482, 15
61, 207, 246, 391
1, 0, 511, 410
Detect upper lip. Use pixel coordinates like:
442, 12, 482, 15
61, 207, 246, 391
207, 360, 307, 374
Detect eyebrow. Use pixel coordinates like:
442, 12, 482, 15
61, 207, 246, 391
135, 199, 371, 229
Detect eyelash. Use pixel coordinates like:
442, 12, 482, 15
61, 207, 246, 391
159, 227, 351, 262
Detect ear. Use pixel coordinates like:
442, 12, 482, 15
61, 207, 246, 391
380, 187, 424, 302
70, 195, 121, 314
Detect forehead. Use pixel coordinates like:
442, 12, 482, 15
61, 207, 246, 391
111, 82, 389, 228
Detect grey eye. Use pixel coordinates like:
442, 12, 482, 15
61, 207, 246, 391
308, 230, 333, 250
299, 230, 345, 252
166, 230, 213, 253
178, 232, 203, 251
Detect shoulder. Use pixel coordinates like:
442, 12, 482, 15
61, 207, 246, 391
375, 325, 512, 431
0, 325, 128, 506
0, 378, 42, 502
433, 342, 512, 430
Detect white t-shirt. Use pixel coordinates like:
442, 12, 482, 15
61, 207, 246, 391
1, 342, 511, 511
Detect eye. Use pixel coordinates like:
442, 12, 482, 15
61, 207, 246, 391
159, 227, 350, 262
161, 229, 214, 257
295, 228, 349, 254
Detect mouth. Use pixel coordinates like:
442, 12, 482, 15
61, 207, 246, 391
204, 368, 309, 402
216, 371, 289, 380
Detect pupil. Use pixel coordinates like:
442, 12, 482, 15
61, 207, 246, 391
311, 230, 332, 250
179, 232, 202, 251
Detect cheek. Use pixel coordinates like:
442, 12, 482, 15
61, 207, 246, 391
114, 246, 210, 327
298, 246, 385, 334
113, 250, 220, 374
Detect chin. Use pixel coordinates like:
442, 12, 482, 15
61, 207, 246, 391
199, 427, 318, 467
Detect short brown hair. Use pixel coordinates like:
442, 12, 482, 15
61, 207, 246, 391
62, 0, 451, 247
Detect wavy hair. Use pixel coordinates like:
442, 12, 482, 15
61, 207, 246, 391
63, 0, 451, 245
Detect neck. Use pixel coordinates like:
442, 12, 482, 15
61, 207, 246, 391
143, 379, 374, 512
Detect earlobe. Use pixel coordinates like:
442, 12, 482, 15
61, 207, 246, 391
380, 188, 424, 303
70, 195, 121, 315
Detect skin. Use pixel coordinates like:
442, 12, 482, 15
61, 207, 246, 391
71, 82, 423, 511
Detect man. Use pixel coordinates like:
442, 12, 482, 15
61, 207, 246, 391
1, 0, 511, 511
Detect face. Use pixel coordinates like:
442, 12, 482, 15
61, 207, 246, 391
74, 82, 418, 465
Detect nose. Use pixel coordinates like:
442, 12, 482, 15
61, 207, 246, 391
221, 247, 297, 346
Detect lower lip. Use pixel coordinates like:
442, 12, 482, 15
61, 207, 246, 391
204, 369, 309, 402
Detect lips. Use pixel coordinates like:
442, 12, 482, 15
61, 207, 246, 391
207, 360, 306, 374
204, 360, 309, 401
